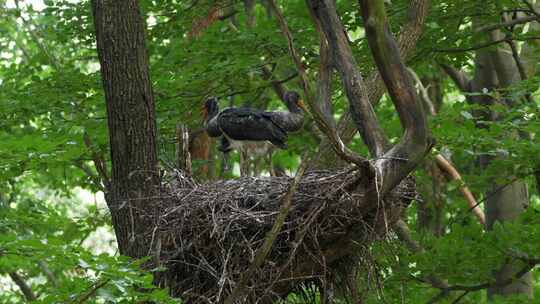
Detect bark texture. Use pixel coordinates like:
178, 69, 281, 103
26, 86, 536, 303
314, 0, 429, 168
90, 0, 431, 301
91, 0, 159, 258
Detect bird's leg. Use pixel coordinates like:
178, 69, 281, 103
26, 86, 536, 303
268, 147, 275, 176
218, 137, 232, 176
220, 152, 230, 176
240, 148, 249, 177
253, 152, 267, 177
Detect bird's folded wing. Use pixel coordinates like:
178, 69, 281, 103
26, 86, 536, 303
218, 109, 287, 142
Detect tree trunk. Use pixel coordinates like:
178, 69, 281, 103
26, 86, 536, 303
482, 30, 532, 300
88, 0, 431, 300
91, 0, 159, 258
416, 73, 446, 235
443, 12, 534, 299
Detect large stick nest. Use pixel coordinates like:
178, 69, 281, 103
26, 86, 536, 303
149, 168, 415, 303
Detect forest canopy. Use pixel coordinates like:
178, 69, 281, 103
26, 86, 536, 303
1, 0, 540, 303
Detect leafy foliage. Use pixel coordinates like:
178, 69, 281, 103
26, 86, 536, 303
0, 0, 539, 302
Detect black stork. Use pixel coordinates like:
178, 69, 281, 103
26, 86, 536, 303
201, 91, 307, 175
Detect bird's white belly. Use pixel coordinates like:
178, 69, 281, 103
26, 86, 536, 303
229, 139, 272, 156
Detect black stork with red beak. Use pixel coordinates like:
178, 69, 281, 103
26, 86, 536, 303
202, 91, 307, 151
202, 91, 307, 175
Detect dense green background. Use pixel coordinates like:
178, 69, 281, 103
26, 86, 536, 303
0, 0, 539, 303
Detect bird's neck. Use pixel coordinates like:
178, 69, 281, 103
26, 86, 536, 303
287, 105, 303, 114
207, 109, 219, 121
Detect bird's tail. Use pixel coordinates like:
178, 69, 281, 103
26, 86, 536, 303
271, 126, 288, 149
270, 139, 288, 149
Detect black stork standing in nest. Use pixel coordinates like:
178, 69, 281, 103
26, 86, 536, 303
202, 91, 307, 176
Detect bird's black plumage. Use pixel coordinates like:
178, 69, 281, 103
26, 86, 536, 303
217, 107, 288, 149
203, 97, 222, 137
263, 91, 306, 132
202, 91, 306, 152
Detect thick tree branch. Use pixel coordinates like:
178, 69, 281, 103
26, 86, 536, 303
267, 0, 370, 168
309, 7, 336, 127
434, 155, 485, 225
406, 68, 484, 224
316, 0, 429, 165
308, 0, 390, 158
359, 0, 432, 194
38, 261, 59, 287
338, 0, 429, 137
9, 272, 37, 302
440, 64, 471, 92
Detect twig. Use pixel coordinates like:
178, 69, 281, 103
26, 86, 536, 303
69, 279, 110, 304
504, 33, 534, 104
475, 15, 539, 32
394, 220, 450, 290
449, 177, 520, 226
434, 36, 540, 53
405, 67, 485, 227
14, 0, 60, 69
407, 67, 437, 115
506, 38, 528, 84
223, 155, 308, 304
522, 0, 540, 20
74, 161, 105, 191
426, 256, 539, 303
83, 132, 111, 190
451, 291, 469, 304
261, 66, 299, 101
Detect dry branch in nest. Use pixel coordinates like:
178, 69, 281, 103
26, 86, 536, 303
148, 168, 416, 303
